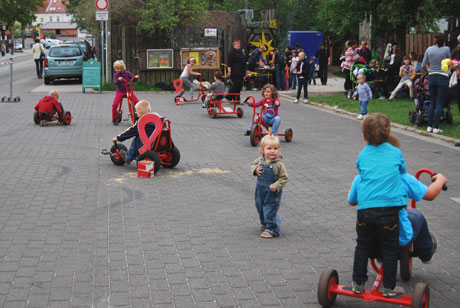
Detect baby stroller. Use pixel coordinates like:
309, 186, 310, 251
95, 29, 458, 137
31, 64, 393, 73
408, 75, 453, 127
350, 62, 377, 98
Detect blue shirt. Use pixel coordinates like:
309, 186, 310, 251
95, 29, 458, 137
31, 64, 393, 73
353, 83, 373, 102
355, 142, 407, 209
349, 173, 427, 245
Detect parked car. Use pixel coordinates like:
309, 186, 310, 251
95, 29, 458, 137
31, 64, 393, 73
13, 39, 23, 50
64, 40, 94, 59
43, 44, 85, 84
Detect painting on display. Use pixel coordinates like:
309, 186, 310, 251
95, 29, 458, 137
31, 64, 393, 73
147, 49, 173, 69
180, 48, 220, 69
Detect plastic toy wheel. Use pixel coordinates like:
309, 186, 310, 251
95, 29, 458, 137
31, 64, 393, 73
33, 111, 40, 125
411, 282, 429, 308
250, 124, 260, 146
317, 268, 338, 308
110, 143, 128, 166
209, 109, 216, 119
63, 111, 72, 125
137, 151, 161, 174
161, 146, 180, 168
236, 107, 244, 118
285, 128, 293, 142
409, 110, 416, 124
415, 113, 423, 127
446, 111, 453, 124
400, 246, 412, 281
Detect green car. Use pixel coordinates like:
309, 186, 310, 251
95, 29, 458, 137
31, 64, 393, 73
44, 44, 85, 85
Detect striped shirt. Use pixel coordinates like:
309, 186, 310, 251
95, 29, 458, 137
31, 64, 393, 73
343, 47, 360, 70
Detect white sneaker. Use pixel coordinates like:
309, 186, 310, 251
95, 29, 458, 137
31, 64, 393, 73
304, 98, 308, 103
427, 126, 433, 133
433, 128, 443, 134
357, 114, 364, 120
293, 99, 299, 104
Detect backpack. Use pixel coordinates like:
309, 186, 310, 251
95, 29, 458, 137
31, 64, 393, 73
276, 52, 286, 67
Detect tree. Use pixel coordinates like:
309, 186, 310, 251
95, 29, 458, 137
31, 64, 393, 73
0, 0, 44, 27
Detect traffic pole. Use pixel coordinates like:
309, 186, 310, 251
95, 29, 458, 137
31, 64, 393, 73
1, 58, 20, 102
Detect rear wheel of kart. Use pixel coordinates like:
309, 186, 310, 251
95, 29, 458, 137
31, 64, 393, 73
236, 107, 244, 118
210, 108, 216, 119
137, 151, 161, 174
285, 128, 293, 142
409, 110, 416, 124
411, 282, 429, 308
110, 144, 128, 166
317, 268, 339, 308
161, 146, 180, 168
34, 111, 40, 125
400, 246, 412, 281
446, 111, 453, 124
63, 111, 72, 125
250, 124, 260, 147
415, 113, 423, 127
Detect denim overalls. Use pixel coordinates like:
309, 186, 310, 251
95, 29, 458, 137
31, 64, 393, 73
255, 163, 282, 236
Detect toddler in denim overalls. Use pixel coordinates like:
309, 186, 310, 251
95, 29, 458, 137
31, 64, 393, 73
250, 135, 288, 238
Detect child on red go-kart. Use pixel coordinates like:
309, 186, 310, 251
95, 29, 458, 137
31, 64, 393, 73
244, 84, 281, 136
202, 71, 225, 108
111, 100, 154, 164
34, 90, 64, 121
348, 113, 408, 298
112, 60, 139, 126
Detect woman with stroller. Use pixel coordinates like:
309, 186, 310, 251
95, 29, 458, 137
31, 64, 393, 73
421, 33, 451, 134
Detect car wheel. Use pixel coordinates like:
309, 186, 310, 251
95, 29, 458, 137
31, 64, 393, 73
44, 77, 50, 85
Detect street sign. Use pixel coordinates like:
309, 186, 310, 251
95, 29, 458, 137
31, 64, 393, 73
96, 11, 109, 21
95, 0, 109, 10
204, 28, 217, 37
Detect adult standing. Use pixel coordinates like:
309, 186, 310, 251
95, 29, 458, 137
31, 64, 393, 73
343, 40, 360, 98
274, 48, 286, 91
227, 40, 247, 96
421, 33, 450, 134
358, 40, 372, 64
315, 43, 329, 85
32, 39, 45, 79
385, 42, 402, 94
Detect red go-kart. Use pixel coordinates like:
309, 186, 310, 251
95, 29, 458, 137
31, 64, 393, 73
114, 77, 138, 125
207, 93, 244, 119
244, 96, 293, 146
317, 168, 447, 308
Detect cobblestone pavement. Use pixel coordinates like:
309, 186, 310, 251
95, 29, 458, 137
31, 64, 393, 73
0, 89, 459, 308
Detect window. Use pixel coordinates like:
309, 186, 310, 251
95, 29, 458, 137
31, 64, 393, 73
49, 16, 53, 22
57, 16, 60, 21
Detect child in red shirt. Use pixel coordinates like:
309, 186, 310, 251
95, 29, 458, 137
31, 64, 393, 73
34, 90, 64, 121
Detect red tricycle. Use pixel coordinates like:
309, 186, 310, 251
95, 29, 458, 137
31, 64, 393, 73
317, 168, 447, 308
114, 77, 138, 125
244, 96, 293, 146
173, 76, 208, 105
101, 113, 180, 174
207, 93, 244, 119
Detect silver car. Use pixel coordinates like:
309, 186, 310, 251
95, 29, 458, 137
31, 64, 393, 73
44, 44, 85, 84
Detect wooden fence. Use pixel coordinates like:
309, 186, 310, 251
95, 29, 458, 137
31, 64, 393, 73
405, 33, 435, 57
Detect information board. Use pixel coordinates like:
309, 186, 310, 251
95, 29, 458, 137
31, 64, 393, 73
147, 49, 173, 69
180, 48, 220, 70
82, 60, 102, 93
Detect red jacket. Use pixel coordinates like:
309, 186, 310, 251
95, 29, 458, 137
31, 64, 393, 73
34, 96, 62, 116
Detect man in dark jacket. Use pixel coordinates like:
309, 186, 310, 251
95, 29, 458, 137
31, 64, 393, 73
358, 40, 372, 64
315, 43, 329, 85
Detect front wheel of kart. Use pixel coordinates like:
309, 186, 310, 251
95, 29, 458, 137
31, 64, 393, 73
110, 144, 128, 166
63, 111, 72, 125
400, 246, 412, 281
409, 110, 416, 124
236, 107, 244, 118
285, 128, 293, 142
415, 113, 423, 127
411, 282, 429, 308
445, 110, 453, 124
161, 146, 180, 168
250, 124, 260, 147
209, 108, 217, 119
137, 151, 161, 174
317, 268, 339, 308
34, 111, 40, 125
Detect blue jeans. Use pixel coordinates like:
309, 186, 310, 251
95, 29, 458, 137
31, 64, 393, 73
296, 77, 308, 100
407, 209, 434, 262
427, 74, 449, 128
275, 65, 285, 90
255, 163, 282, 236
353, 206, 401, 289
126, 137, 140, 160
289, 72, 297, 89
359, 100, 368, 115
248, 114, 281, 135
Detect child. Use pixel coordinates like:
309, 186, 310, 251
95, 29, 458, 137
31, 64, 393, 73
250, 135, 288, 238
244, 84, 281, 136
202, 71, 225, 108
352, 74, 373, 120
177, 57, 201, 100
34, 90, 64, 121
349, 113, 407, 297
289, 49, 298, 90
388, 56, 415, 101
294, 52, 310, 103
112, 60, 139, 125
112, 100, 154, 164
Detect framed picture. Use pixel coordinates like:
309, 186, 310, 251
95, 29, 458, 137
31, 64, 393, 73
147, 49, 173, 69
180, 48, 220, 69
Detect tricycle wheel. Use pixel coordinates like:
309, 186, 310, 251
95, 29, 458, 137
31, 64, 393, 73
411, 282, 429, 308
250, 124, 260, 147
285, 128, 293, 142
115, 111, 122, 124
400, 246, 412, 281
236, 107, 244, 118
34, 111, 40, 125
445, 110, 453, 124
209, 108, 216, 119
409, 110, 416, 124
161, 146, 180, 168
110, 144, 128, 166
137, 151, 161, 174
63, 111, 72, 125
317, 268, 338, 308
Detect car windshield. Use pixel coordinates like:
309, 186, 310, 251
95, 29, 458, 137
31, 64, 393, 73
49, 46, 82, 57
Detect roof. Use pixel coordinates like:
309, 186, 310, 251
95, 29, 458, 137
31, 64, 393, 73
41, 22, 77, 30
36, 0, 68, 14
